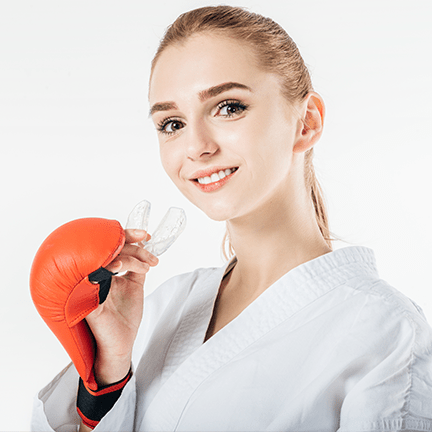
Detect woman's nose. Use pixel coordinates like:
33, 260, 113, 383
185, 121, 219, 161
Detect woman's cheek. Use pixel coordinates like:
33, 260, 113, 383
218, 121, 251, 151
159, 146, 180, 182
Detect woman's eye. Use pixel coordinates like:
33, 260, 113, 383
157, 119, 184, 135
218, 101, 248, 117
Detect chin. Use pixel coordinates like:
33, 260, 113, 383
201, 209, 232, 222
197, 202, 237, 222
179, 183, 243, 221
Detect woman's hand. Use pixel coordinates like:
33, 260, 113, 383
85, 229, 159, 386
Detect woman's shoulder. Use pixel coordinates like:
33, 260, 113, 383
344, 276, 432, 356
324, 245, 431, 337
354, 277, 430, 326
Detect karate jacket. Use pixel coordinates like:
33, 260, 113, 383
31, 245, 432, 431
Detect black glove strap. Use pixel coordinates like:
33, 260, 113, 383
88, 267, 116, 304
77, 368, 132, 429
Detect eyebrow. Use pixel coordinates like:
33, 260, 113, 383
149, 82, 252, 117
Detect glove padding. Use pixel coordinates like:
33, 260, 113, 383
30, 218, 125, 391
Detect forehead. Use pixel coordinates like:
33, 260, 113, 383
149, 34, 267, 103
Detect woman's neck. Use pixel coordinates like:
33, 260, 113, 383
225, 188, 332, 299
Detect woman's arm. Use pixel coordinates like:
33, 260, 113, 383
31, 228, 158, 430
77, 229, 158, 429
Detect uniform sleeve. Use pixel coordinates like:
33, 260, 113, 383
338, 288, 432, 432
31, 362, 136, 432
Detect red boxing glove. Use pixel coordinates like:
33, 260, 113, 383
30, 218, 125, 391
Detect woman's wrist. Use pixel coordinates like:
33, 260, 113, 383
77, 367, 132, 429
94, 352, 132, 387
79, 421, 93, 432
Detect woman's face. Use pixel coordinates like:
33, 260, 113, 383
149, 33, 303, 222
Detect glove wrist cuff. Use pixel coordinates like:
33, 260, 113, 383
77, 367, 132, 429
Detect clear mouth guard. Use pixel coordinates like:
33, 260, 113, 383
126, 200, 186, 256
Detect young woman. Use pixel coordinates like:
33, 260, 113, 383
31, 6, 432, 431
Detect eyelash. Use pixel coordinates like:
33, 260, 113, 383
156, 100, 249, 135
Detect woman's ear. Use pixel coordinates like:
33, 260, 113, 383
293, 92, 325, 154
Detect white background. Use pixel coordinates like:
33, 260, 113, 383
1, 0, 431, 430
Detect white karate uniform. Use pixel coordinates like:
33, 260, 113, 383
31, 246, 432, 431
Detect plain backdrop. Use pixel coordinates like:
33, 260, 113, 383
1, 0, 431, 430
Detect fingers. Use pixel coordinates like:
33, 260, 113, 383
120, 243, 159, 266
105, 243, 159, 275
125, 229, 151, 245
102, 228, 157, 277
106, 255, 149, 275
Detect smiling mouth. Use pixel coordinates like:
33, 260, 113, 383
194, 167, 238, 185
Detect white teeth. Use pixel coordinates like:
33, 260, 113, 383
197, 167, 237, 184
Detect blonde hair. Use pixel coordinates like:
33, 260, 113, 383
151, 5, 342, 260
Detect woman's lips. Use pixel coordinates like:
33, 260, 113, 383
190, 166, 238, 181
191, 167, 238, 192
